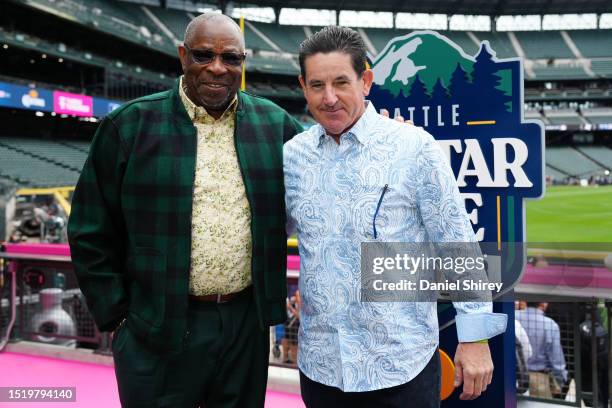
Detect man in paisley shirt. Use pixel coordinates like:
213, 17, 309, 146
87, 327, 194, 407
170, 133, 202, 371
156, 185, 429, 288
284, 26, 507, 407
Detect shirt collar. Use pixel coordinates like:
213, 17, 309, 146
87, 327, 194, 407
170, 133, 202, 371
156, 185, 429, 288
179, 76, 237, 123
315, 101, 376, 148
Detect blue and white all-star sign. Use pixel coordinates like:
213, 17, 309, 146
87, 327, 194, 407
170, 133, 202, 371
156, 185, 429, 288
368, 30, 545, 292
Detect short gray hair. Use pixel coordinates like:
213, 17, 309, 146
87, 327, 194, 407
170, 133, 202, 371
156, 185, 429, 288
183, 13, 244, 48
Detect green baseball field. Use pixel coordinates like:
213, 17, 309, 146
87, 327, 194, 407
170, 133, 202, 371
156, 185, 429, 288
526, 185, 612, 243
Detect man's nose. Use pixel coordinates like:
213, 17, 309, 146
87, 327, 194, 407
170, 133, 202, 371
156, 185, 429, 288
206, 55, 228, 75
322, 85, 338, 106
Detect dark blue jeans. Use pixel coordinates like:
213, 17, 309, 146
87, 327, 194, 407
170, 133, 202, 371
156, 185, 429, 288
300, 351, 441, 408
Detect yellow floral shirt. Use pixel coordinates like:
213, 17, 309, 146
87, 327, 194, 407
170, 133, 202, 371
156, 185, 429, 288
179, 77, 252, 295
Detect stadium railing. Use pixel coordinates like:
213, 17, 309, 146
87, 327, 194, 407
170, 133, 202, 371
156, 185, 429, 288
0, 251, 103, 353
148, 6, 190, 41
0, 143, 81, 188
13, 0, 175, 56
0, 27, 174, 98
546, 147, 607, 178
581, 108, 612, 123
514, 297, 610, 407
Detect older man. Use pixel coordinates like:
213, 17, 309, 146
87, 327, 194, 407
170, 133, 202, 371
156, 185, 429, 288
68, 13, 301, 408
284, 26, 507, 407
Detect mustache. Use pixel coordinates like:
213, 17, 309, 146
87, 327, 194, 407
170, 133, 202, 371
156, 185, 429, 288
199, 75, 232, 86
201, 81, 230, 86
320, 105, 343, 112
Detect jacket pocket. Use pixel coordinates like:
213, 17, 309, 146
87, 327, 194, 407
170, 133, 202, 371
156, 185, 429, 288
111, 318, 128, 354
263, 228, 287, 301
125, 247, 166, 328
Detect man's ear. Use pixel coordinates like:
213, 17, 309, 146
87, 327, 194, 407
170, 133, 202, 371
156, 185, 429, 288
362, 69, 374, 96
178, 45, 188, 72
298, 75, 307, 92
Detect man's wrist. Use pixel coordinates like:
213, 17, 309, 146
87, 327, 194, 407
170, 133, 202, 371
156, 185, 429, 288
460, 339, 488, 344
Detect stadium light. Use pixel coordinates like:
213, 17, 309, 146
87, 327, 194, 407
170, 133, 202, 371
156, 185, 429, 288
279, 9, 336, 26
449, 15, 491, 31
396, 13, 447, 30
230, 7, 275, 23
35, 111, 44, 117
339, 11, 393, 28
2, 44, 7, 49
543, 14, 597, 30
600, 13, 612, 28
58, 58, 63, 63
196, 7, 220, 14
496, 15, 541, 31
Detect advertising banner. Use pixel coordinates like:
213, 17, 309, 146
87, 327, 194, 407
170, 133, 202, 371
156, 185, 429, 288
0, 82, 53, 112
53, 91, 93, 117
92, 97, 121, 117
0, 82, 120, 118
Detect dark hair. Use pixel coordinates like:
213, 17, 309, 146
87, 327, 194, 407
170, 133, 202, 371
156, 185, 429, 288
526, 302, 542, 308
298, 26, 367, 79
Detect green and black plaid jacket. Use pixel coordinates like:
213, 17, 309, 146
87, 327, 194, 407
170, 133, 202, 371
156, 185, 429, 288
68, 79, 302, 352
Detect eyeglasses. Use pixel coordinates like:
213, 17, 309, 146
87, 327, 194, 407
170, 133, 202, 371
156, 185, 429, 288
184, 45, 246, 67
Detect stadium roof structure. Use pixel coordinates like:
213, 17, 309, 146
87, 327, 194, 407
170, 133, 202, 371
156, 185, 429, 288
149, 0, 612, 16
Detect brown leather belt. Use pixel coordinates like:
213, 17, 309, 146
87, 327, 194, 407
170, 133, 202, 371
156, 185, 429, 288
188, 286, 250, 304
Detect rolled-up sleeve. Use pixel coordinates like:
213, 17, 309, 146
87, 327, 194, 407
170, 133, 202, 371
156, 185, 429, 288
455, 310, 508, 342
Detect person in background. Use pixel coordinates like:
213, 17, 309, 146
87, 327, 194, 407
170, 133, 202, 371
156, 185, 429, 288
283, 289, 301, 364
515, 318, 532, 363
515, 301, 532, 394
516, 302, 568, 398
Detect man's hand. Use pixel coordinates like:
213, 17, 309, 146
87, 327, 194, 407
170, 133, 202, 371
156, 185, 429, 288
380, 109, 414, 125
453, 342, 493, 400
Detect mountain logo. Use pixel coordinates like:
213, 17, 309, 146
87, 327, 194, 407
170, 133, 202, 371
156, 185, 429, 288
368, 30, 545, 296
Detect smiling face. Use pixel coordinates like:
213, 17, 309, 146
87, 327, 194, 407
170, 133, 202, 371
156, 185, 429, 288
178, 16, 244, 119
299, 52, 373, 138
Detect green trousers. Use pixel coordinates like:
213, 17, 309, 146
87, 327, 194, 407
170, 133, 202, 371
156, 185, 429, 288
112, 289, 269, 407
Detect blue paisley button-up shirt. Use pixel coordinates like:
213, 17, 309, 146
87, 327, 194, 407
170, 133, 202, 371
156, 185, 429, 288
284, 102, 507, 392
